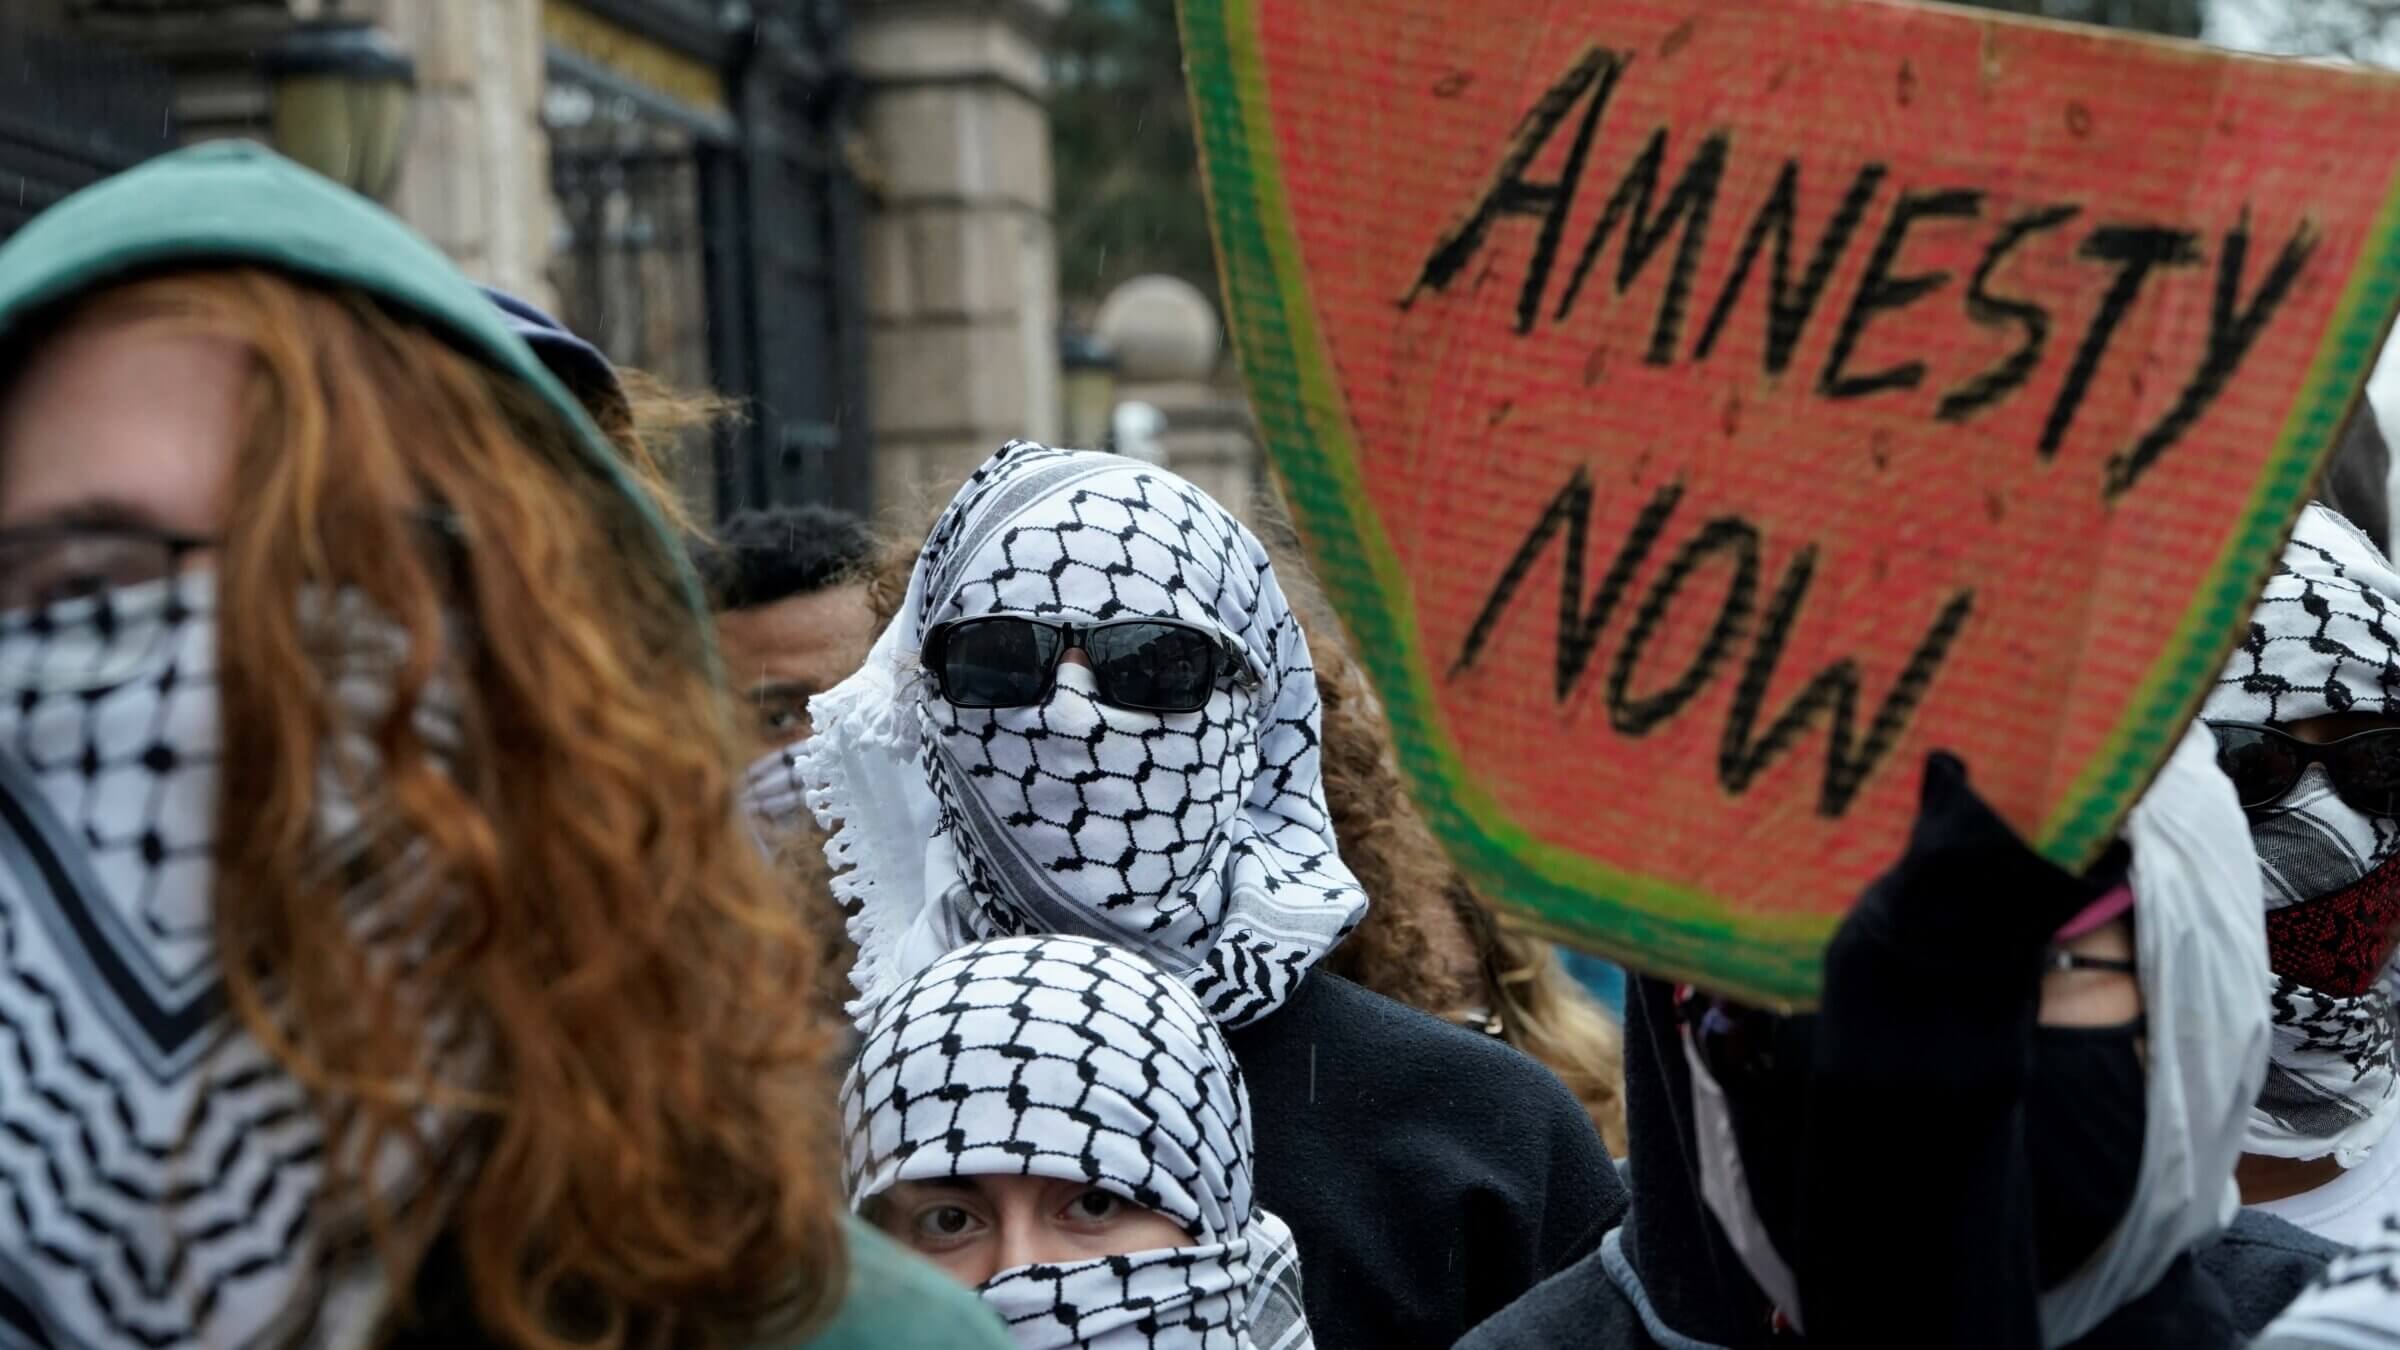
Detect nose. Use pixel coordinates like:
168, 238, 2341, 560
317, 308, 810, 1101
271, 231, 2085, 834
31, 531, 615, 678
991, 1209, 1048, 1275
1059, 645, 1092, 670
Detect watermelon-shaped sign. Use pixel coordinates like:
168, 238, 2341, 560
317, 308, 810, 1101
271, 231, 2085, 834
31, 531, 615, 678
1184, 0, 2400, 1002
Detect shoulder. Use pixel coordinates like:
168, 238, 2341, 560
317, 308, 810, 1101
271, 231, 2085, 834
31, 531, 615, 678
771, 1218, 1012, 1350
1244, 973, 1604, 1123
2200, 1209, 2346, 1337
1234, 971, 1622, 1206
1454, 1233, 1649, 1350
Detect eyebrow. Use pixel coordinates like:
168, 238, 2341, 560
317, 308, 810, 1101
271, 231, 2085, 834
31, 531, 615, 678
3, 497, 188, 534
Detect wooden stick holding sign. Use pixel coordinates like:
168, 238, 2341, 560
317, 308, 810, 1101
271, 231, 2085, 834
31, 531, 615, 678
1183, 0, 2400, 1002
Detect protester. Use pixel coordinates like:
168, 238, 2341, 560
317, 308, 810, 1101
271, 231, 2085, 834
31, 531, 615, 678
0, 141, 1006, 1350
697, 504, 880, 746
1461, 724, 2334, 1350
844, 934, 1312, 1349
787, 440, 1623, 1347
1302, 611, 1628, 1153
2202, 503, 2400, 1248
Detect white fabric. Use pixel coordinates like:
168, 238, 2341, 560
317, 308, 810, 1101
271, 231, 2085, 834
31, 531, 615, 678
842, 934, 1311, 1350
1685, 1036, 1806, 1332
792, 442, 1365, 1026
2202, 503, 2400, 1169
0, 575, 457, 1350
2254, 1129, 2400, 1250
2253, 1212, 2400, 1350
2036, 720, 2271, 1346
1680, 724, 2266, 1346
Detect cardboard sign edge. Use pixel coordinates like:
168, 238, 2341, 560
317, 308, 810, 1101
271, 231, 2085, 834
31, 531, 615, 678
1181, 0, 2400, 1004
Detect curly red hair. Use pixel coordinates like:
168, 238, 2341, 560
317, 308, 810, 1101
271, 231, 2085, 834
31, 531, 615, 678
50, 269, 846, 1348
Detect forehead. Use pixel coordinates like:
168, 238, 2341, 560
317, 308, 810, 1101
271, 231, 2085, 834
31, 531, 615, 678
934, 470, 1253, 626
0, 314, 250, 534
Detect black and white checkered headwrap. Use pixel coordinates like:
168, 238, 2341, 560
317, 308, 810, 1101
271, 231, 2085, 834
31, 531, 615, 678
2203, 503, 2400, 1167
794, 442, 1365, 1027
0, 575, 460, 1349
843, 935, 1311, 1350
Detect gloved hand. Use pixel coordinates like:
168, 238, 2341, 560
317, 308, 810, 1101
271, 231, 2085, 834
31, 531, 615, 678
1797, 751, 2108, 1350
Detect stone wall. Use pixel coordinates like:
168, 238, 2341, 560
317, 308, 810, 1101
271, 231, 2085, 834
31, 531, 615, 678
66, 0, 554, 300
360, 0, 553, 301
855, 0, 1064, 513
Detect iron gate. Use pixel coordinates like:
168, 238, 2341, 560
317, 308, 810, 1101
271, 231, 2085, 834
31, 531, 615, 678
546, 0, 868, 521
0, 23, 175, 240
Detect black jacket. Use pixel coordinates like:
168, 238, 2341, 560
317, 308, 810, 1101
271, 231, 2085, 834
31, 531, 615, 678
1456, 977, 2340, 1350
1225, 971, 1624, 1350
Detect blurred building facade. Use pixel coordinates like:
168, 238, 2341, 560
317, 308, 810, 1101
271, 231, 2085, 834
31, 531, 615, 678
1, 0, 1068, 520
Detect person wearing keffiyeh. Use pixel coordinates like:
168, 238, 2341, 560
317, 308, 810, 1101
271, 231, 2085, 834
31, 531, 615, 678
844, 935, 1312, 1350
789, 441, 1623, 1347
2202, 503, 2400, 1247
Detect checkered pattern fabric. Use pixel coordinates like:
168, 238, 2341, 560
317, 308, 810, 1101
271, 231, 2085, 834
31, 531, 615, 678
2204, 504, 2400, 1167
844, 935, 1310, 1350
2254, 1211, 2400, 1350
795, 443, 1365, 1026
0, 574, 454, 1349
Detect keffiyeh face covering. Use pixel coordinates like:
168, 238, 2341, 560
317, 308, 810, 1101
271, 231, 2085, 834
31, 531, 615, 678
842, 935, 1311, 1350
792, 442, 1366, 1025
2205, 503, 2400, 1167
0, 573, 455, 1349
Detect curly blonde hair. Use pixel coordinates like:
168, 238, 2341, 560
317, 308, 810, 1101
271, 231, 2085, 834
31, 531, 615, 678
54, 270, 848, 1348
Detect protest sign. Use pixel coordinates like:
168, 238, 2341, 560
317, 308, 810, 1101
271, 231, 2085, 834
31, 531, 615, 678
1184, 0, 2400, 1001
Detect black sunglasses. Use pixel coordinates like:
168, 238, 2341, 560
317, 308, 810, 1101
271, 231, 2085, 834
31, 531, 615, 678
2206, 719, 2400, 817
919, 612, 1256, 714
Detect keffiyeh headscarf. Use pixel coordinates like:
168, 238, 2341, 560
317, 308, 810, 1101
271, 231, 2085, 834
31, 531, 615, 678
792, 442, 1365, 1025
0, 576, 458, 1349
2254, 1212, 2400, 1350
842, 935, 1311, 1350
2203, 502, 2400, 1167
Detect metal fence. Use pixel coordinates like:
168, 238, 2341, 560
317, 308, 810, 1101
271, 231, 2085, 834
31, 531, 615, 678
0, 23, 175, 241
545, 0, 870, 522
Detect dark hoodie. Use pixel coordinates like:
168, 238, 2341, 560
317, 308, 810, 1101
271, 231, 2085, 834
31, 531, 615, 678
1457, 977, 2337, 1350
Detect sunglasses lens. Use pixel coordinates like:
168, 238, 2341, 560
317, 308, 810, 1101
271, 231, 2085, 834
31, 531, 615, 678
2330, 732, 2400, 817
1085, 621, 1220, 712
2211, 724, 2305, 810
938, 618, 1060, 708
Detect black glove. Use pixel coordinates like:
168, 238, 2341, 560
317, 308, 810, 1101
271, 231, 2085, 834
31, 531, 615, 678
1796, 752, 2109, 1349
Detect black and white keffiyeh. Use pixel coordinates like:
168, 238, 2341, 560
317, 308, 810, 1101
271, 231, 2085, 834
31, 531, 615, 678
842, 935, 1311, 1350
792, 442, 1365, 1027
2254, 1211, 2400, 1350
2204, 503, 2400, 1167
0, 575, 455, 1350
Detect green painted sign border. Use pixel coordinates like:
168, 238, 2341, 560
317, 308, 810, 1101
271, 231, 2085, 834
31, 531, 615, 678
1181, 0, 2400, 1002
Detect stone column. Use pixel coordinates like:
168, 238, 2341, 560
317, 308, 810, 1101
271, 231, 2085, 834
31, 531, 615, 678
65, 0, 555, 301
853, 0, 1064, 514
362, 0, 554, 301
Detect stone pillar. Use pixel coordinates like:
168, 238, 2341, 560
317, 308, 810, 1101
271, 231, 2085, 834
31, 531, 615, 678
69, 0, 554, 302
362, 0, 554, 300
853, 0, 1064, 514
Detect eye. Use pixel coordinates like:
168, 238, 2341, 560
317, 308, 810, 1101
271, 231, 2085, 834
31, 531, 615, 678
910, 1204, 987, 1248
1064, 1189, 1124, 1224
